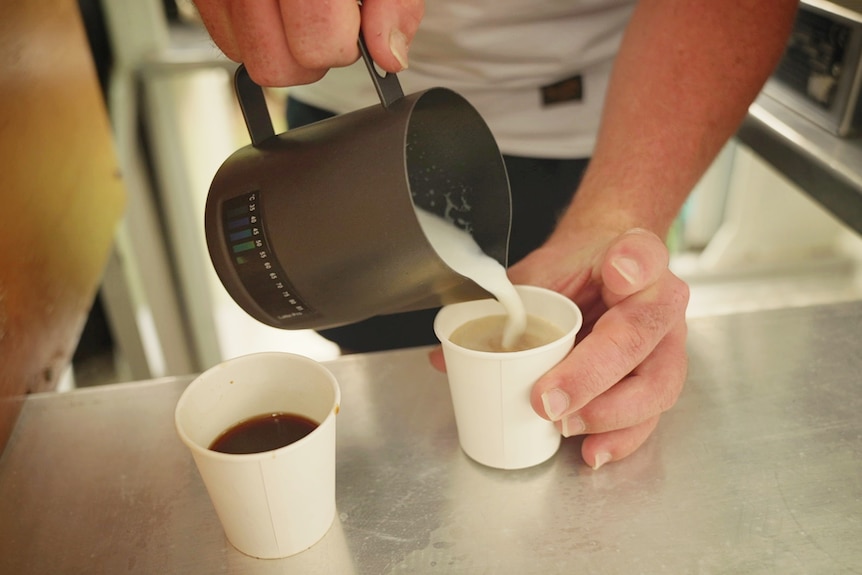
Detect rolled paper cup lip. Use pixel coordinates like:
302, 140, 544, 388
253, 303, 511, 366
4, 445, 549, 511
174, 352, 341, 463
433, 285, 583, 358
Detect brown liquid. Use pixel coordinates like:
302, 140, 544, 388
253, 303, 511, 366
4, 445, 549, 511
449, 314, 564, 352
209, 412, 318, 454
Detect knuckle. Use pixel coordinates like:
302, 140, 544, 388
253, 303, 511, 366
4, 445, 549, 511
250, 67, 322, 88
291, 45, 354, 70
242, 63, 282, 87
654, 379, 681, 413
672, 276, 691, 310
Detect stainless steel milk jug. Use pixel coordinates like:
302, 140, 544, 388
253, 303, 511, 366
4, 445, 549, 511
204, 44, 511, 330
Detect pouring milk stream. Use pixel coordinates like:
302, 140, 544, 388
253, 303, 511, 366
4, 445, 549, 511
414, 209, 527, 348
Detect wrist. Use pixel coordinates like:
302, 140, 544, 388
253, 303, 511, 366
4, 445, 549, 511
554, 178, 679, 243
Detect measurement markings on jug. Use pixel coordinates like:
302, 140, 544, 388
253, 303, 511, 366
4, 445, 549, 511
222, 191, 317, 323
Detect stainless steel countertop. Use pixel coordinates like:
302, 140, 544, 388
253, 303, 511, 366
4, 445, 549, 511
1, 302, 861, 574
739, 94, 862, 235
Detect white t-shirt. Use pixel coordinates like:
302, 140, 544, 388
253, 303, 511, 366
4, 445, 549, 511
288, 0, 635, 159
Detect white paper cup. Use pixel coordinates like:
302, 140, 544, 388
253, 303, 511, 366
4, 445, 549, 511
434, 285, 583, 470
175, 352, 340, 559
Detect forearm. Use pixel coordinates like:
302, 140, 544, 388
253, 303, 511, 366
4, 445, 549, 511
557, 0, 798, 239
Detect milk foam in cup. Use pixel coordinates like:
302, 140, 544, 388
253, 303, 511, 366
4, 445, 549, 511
418, 210, 582, 469
415, 209, 526, 346
434, 285, 583, 470
175, 352, 340, 559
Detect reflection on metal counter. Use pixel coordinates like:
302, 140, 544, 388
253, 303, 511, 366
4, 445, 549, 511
1, 302, 861, 573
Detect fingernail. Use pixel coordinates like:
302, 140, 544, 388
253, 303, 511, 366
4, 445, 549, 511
561, 414, 585, 438
541, 388, 570, 421
612, 257, 640, 286
592, 452, 612, 470
389, 29, 409, 70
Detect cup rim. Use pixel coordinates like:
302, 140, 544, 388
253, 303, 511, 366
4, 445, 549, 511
433, 285, 583, 357
174, 352, 340, 462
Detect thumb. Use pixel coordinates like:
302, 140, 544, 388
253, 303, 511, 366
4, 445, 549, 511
428, 345, 447, 372
601, 229, 670, 301
360, 0, 424, 72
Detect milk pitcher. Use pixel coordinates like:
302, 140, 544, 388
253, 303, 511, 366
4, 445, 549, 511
204, 43, 511, 330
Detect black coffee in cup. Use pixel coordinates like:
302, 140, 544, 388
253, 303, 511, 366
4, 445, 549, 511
209, 412, 318, 454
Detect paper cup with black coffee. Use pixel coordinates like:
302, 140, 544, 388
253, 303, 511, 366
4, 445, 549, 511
434, 285, 583, 470
174, 352, 340, 559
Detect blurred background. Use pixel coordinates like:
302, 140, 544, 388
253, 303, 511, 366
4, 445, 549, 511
66, 0, 862, 390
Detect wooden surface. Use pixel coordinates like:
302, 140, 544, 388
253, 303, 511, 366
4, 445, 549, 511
0, 0, 125, 452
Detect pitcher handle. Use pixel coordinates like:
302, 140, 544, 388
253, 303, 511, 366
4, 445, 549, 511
234, 65, 275, 147
358, 33, 405, 109
234, 32, 405, 147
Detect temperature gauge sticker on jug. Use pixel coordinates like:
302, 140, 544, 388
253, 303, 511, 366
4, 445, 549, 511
222, 191, 316, 323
